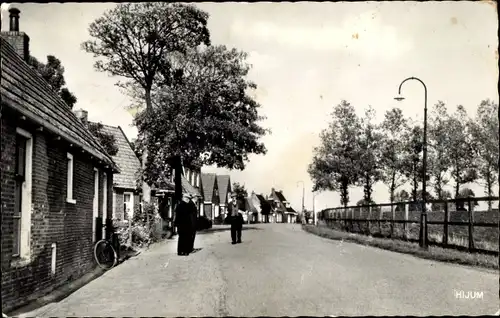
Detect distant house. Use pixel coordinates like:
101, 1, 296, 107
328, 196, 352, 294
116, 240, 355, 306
201, 173, 220, 223
1, 8, 118, 312
268, 188, 298, 223
217, 175, 232, 219
248, 192, 272, 223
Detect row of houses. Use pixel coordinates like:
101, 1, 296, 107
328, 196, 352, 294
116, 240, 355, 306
0, 8, 298, 312
0, 9, 233, 313
244, 188, 298, 224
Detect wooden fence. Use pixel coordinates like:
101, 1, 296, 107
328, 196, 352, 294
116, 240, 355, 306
320, 196, 499, 255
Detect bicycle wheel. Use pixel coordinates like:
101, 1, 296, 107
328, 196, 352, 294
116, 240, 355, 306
94, 239, 117, 270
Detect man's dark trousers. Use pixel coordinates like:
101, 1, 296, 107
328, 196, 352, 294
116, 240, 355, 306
177, 230, 192, 254
231, 225, 242, 243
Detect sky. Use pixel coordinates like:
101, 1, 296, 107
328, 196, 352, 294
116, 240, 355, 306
1, 2, 498, 212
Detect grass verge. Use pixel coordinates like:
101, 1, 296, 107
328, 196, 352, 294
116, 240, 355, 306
303, 224, 499, 270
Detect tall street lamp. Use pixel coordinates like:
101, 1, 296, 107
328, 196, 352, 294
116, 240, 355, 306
394, 76, 428, 249
312, 191, 318, 226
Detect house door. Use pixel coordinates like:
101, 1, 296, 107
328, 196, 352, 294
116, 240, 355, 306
123, 192, 134, 221
93, 169, 99, 242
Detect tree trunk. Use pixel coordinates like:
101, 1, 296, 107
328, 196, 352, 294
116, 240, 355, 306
142, 88, 153, 229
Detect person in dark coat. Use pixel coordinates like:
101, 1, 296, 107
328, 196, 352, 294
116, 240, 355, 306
187, 196, 198, 252
229, 200, 244, 244
174, 193, 196, 256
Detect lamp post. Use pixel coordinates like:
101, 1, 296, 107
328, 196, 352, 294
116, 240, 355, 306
312, 191, 318, 226
394, 76, 428, 249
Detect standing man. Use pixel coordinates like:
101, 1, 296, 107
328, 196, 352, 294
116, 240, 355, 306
229, 198, 244, 244
174, 192, 195, 256
187, 195, 198, 253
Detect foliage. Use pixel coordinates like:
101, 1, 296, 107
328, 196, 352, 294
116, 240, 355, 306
134, 44, 268, 196
132, 202, 158, 228
469, 99, 499, 208
82, 2, 210, 107
87, 121, 119, 156
401, 123, 424, 201
308, 100, 361, 207
428, 101, 452, 199
380, 107, 408, 203
356, 106, 383, 203
28, 55, 78, 108
82, 2, 212, 204
447, 105, 478, 198
232, 182, 248, 210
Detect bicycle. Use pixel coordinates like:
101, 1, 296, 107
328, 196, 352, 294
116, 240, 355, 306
94, 224, 119, 270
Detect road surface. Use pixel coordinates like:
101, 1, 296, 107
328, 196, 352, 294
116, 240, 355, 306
35, 224, 498, 316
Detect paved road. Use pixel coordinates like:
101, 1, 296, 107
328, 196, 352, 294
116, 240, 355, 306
38, 224, 498, 316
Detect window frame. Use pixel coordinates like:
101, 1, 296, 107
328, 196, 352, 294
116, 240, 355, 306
12, 127, 33, 263
66, 153, 76, 204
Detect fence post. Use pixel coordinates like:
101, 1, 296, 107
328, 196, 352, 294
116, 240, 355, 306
443, 200, 449, 246
367, 205, 372, 235
403, 203, 409, 240
376, 207, 380, 235
390, 204, 394, 237
468, 198, 474, 251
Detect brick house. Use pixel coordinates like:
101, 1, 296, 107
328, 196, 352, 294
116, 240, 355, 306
85, 118, 141, 222
248, 191, 272, 223
216, 175, 231, 220
268, 188, 298, 223
1, 8, 118, 313
200, 173, 220, 223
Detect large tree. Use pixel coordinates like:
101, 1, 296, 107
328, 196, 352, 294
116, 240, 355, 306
379, 107, 408, 205
469, 99, 499, 210
428, 101, 452, 200
231, 182, 248, 211
355, 106, 383, 204
82, 3, 211, 206
28, 55, 77, 108
134, 45, 268, 203
308, 100, 361, 207
447, 105, 478, 200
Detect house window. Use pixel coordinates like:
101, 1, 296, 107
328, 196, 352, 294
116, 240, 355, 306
66, 153, 76, 203
13, 128, 33, 259
139, 195, 143, 215
123, 192, 134, 221
196, 173, 200, 187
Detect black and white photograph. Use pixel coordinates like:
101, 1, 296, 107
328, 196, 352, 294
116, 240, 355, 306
1, 1, 499, 317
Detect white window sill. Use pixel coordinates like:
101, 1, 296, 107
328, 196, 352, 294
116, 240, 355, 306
66, 198, 77, 204
11, 257, 31, 268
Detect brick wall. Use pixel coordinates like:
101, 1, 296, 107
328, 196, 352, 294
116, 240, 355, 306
1, 116, 114, 312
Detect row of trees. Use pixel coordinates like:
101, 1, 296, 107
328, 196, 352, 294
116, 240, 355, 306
308, 99, 499, 210
81, 3, 268, 209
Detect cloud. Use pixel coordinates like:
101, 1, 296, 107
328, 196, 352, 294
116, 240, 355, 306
230, 9, 413, 60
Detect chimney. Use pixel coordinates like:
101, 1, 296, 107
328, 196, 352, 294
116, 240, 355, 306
73, 109, 88, 126
1, 8, 30, 62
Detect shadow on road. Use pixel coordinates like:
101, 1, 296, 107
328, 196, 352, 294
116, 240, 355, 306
197, 226, 263, 234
